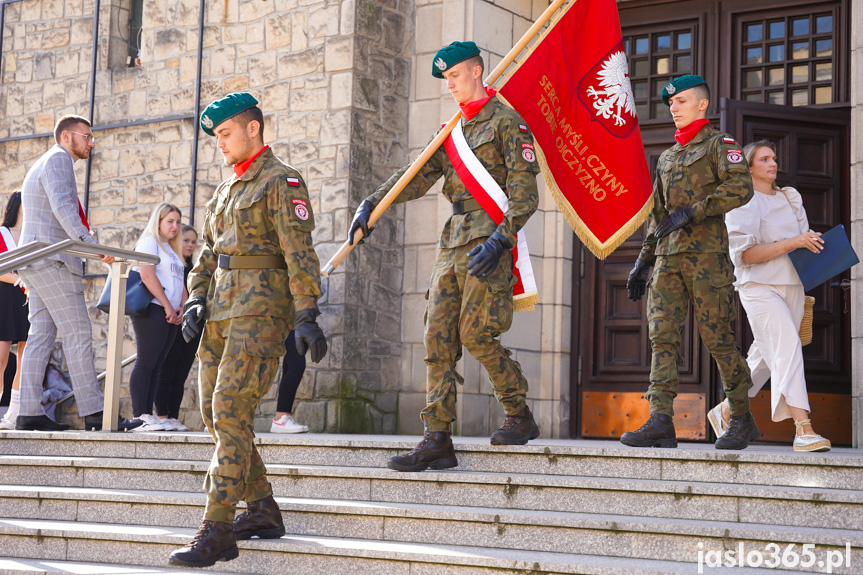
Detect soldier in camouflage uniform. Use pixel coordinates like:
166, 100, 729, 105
348, 42, 541, 472
622, 75, 760, 451
169, 93, 327, 568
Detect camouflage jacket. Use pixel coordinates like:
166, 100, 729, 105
639, 124, 753, 263
188, 148, 321, 322
366, 96, 540, 248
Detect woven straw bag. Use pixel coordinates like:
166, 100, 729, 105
799, 295, 815, 346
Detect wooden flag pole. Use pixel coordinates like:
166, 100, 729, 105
321, 0, 570, 276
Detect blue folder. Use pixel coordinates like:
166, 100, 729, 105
787, 224, 859, 292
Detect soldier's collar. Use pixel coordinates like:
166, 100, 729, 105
238, 147, 274, 182
683, 123, 713, 147
464, 94, 499, 125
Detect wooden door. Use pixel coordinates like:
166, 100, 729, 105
721, 99, 852, 444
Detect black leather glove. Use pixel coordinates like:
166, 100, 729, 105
294, 308, 328, 363
654, 206, 694, 239
626, 259, 652, 302
181, 295, 206, 343
347, 200, 375, 245
467, 231, 512, 279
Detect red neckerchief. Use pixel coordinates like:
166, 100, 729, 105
77, 199, 90, 231
460, 86, 496, 121
674, 118, 710, 146
233, 145, 269, 177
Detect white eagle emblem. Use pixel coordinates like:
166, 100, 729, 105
585, 51, 637, 127
201, 114, 214, 129
434, 57, 447, 71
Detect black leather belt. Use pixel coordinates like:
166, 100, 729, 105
452, 198, 482, 215
217, 254, 287, 270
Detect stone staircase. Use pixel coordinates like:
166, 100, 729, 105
0, 432, 861, 574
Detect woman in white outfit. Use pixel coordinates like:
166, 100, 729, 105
711, 140, 830, 452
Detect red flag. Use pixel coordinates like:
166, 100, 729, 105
498, 0, 652, 259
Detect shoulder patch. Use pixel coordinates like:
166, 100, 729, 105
727, 150, 743, 163
294, 204, 309, 220
286, 177, 300, 187
521, 142, 534, 150
723, 137, 735, 144
518, 124, 528, 133
291, 198, 307, 206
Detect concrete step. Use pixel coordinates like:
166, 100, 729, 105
0, 485, 860, 568
0, 556, 248, 574
2, 432, 862, 490
0, 518, 840, 575
1, 455, 861, 530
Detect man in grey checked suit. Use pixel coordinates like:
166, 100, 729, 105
16, 115, 139, 432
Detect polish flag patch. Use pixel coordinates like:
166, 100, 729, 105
723, 137, 736, 144
286, 177, 300, 187
518, 124, 529, 133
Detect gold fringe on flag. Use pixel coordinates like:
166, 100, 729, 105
514, 290, 540, 312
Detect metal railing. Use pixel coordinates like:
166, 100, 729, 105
56, 354, 138, 407
0, 240, 159, 431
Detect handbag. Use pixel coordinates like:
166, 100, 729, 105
779, 190, 815, 346
96, 269, 152, 317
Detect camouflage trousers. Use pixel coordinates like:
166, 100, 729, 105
421, 237, 528, 432
646, 253, 752, 417
198, 316, 289, 522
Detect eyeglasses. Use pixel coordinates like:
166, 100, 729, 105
69, 131, 95, 143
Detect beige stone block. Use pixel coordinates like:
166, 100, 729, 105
408, 99, 441, 149
264, 12, 292, 49
512, 13, 531, 44
42, 29, 70, 49
291, 88, 328, 111
119, 149, 145, 176
292, 12, 308, 50
239, 0, 275, 22
397, 392, 426, 434
238, 41, 266, 59
325, 37, 353, 71
340, 0, 355, 35
223, 23, 247, 45
330, 72, 352, 108
401, 292, 427, 344
404, 197, 441, 246
34, 112, 54, 133
531, 0, 548, 20
116, 205, 152, 223
279, 49, 319, 78
310, 5, 340, 38
250, 51, 278, 86
501, 304, 541, 350
320, 109, 351, 145
89, 208, 115, 226
210, 45, 236, 76
415, 5, 443, 53
224, 76, 250, 92
414, 54, 444, 100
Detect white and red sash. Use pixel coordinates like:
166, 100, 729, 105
0, 226, 16, 253
443, 119, 539, 312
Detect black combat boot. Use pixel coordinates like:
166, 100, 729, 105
490, 406, 540, 445
714, 411, 760, 450
387, 431, 458, 472
233, 494, 285, 540
168, 520, 239, 567
620, 413, 677, 448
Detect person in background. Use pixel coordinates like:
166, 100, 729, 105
0, 192, 28, 430
716, 140, 830, 452
16, 115, 136, 432
154, 224, 200, 432
269, 331, 309, 433
128, 202, 186, 432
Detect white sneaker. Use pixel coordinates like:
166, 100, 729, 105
270, 415, 309, 434
131, 414, 168, 432
0, 412, 16, 430
157, 417, 177, 431
170, 418, 190, 432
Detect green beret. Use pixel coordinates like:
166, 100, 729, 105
431, 41, 481, 79
660, 75, 707, 106
200, 92, 259, 136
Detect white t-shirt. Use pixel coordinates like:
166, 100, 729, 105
134, 235, 185, 309
725, 186, 808, 287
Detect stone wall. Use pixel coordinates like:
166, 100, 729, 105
396, 0, 573, 438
